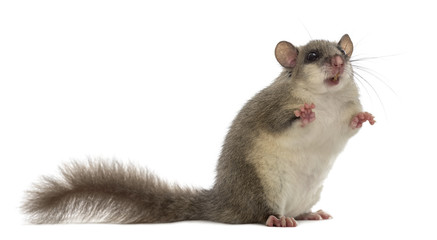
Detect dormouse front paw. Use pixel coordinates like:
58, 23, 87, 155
294, 103, 316, 127
350, 112, 375, 129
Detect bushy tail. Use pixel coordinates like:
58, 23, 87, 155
22, 160, 208, 224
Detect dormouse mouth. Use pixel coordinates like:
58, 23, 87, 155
325, 73, 340, 86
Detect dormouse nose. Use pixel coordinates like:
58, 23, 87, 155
331, 55, 344, 68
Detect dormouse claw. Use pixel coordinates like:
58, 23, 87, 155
350, 112, 375, 129
294, 103, 316, 127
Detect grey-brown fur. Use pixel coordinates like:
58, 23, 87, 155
22, 75, 284, 224
23, 160, 210, 223
22, 35, 361, 225
22, 76, 289, 224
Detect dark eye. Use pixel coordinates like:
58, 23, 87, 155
306, 51, 319, 62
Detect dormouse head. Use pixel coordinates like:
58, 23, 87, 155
275, 34, 354, 93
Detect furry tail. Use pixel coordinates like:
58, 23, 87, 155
22, 160, 209, 224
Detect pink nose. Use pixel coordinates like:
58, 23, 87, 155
331, 55, 344, 68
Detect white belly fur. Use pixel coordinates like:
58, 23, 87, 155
250, 97, 361, 217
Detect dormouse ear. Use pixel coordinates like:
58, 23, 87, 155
275, 41, 298, 68
338, 34, 353, 57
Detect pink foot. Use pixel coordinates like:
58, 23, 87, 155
350, 112, 376, 129
295, 210, 333, 221
266, 215, 298, 227
294, 103, 316, 127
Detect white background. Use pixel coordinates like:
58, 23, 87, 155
1, 0, 436, 239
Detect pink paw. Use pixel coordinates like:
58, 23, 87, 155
295, 210, 333, 221
294, 103, 316, 127
266, 215, 298, 227
350, 112, 376, 129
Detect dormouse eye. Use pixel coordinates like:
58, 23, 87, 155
306, 51, 319, 62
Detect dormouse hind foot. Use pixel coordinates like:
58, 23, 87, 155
295, 209, 333, 221
350, 112, 375, 129
266, 215, 298, 227
294, 103, 316, 127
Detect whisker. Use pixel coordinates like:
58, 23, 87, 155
354, 71, 375, 102
299, 20, 313, 40
352, 64, 397, 96
350, 69, 372, 101
353, 69, 387, 118
350, 54, 400, 62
